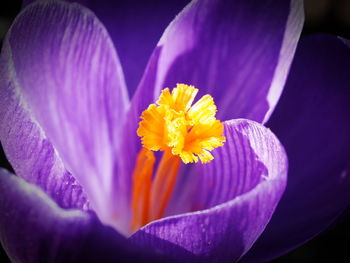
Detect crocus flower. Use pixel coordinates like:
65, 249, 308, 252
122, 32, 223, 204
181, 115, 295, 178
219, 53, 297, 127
1, 0, 350, 262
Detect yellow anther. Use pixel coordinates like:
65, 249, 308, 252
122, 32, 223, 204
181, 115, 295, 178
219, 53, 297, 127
137, 84, 225, 163
131, 84, 226, 231
188, 95, 217, 124
157, 84, 198, 112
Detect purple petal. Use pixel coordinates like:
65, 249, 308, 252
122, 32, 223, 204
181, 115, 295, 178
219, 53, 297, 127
132, 0, 304, 122
72, 0, 190, 96
0, 169, 173, 263
0, 16, 88, 211
2, 1, 129, 231
123, 0, 304, 177
131, 119, 288, 262
241, 35, 350, 262
22, 0, 190, 96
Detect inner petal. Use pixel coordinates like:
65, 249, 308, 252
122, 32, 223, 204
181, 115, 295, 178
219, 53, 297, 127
165, 119, 287, 219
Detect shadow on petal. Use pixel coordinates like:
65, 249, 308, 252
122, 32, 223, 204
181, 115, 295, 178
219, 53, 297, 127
0, 169, 174, 263
242, 34, 350, 262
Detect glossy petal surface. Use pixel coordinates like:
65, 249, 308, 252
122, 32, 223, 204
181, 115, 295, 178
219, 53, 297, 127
132, 119, 288, 262
242, 35, 350, 262
2, 0, 129, 231
0, 169, 172, 263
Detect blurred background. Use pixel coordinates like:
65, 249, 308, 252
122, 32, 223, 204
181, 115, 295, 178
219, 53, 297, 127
0, 0, 350, 262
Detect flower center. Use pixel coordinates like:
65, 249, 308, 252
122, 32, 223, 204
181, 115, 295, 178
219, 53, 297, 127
131, 84, 226, 231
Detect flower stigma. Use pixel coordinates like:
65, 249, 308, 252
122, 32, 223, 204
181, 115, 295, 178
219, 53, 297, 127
131, 84, 226, 231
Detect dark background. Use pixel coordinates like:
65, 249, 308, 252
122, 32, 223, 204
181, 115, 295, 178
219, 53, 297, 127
0, 0, 350, 262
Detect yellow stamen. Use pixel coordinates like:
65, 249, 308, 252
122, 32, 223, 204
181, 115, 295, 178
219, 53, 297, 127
131, 84, 226, 231
137, 83, 226, 163
157, 84, 198, 112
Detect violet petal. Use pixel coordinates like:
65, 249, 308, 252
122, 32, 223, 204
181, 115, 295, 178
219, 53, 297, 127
123, 0, 304, 177
22, 0, 191, 96
131, 119, 287, 262
132, 0, 304, 123
0, 169, 173, 263
241, 35, 350, 262
0, 7, 89, 210
2, 0, 129, 231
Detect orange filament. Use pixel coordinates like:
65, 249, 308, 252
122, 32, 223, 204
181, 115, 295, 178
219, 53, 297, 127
131, 148, 155, 231
131, 149, 180, 231
150, 149, 181, 221
131, 84, 226, 232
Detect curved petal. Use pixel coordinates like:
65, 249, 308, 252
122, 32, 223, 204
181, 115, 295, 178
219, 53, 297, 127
22, 0, 190, 96
241, 35, 350, 262
2, 0, 129, 232
132, 0, 304, 122
0, 13, 88, 211
131, 119, 288, 262
0, 169, 173, 263
123, 0, 304, 177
